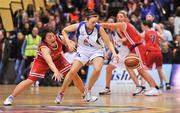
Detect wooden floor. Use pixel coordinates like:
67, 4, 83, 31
0, 85, 180, 113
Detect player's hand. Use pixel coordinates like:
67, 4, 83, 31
67, 40, 76, 52
112, 53, 119, 64
52, 71, 64, 82
104, 52, 110, 60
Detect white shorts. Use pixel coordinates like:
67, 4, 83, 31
75, 49, 104, 65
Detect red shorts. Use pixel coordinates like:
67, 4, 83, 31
27, 56, 71, 81
131, 44, 146, 69
145, 51, 163, 69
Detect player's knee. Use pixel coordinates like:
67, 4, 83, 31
93, 67, 102, 73
69, 69, 78, 75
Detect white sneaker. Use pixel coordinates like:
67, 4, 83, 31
133, 86, 146, 96
83, 90, 98, 102
55, 93, 64, 104
3, 95, 14, 106
99, 88, 111, 95
144, 88, 161, 96
35, 81, 39, 87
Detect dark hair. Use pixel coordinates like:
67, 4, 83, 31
40, 15, 49, 24
84, 8, 98, 17
142, 20, 152, 28
40, 28, 56, 42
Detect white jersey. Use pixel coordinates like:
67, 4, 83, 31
76, 21, 104, 53
109, 31, 129, 68
111, 31, 129, 57
74, 21, 105, 65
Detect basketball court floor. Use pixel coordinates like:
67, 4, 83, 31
0, 85, 180, 113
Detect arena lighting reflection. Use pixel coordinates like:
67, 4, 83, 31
172, 64, 180, 87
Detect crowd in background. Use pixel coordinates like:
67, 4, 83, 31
0, 0, 179, 85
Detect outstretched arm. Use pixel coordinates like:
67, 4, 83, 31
62, 23, 79, 51
41, 47, 63, 81
101, 22, 126, 32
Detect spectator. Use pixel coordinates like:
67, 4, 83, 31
127, 0, 140, 17
14, 32, 25, 83
99, 0, 109, 18
21, 27, 41, 78
140, 0, 159, 21
22, 22, 32, 36
0, 30, 5, 61
26, 4, 35, 18
145, 12, 163, 37
159, 23, 173, 42
108, 0, 126, 17
173, 35, 180, 64
167, 16, 174, 36
0, 31, 17, 84
174, 6, 180, 35
87, 0, 95, 10
161, 41, 173, 64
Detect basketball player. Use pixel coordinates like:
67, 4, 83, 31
55, 9, 118, 103
141, 21, 169, 90
99, 17, 129, 95
101, 10, 161, 96
3, 29, 88, 106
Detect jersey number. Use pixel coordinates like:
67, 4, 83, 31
150, 34, 156, 45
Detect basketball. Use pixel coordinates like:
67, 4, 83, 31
124, 53, 140, 69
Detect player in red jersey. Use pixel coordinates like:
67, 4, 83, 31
3, 29, 87, 106
141, 21, 169, 90
101, 10, 161, 96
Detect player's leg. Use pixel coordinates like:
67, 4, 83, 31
138, 68, 161, 96
71, 72, 85, 94
134, 46, 160, 96
3, 61, 48, 105
156, 52, 170, 89
157, 67, 170, 90
83, 56, 103, 102
126, 67, 145, 96
99, 64, 116, 95
55, 60, 83, 104
87, 56, 104, 90
3, 77, 36, 106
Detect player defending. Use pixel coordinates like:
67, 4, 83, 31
101, 10, 161, 96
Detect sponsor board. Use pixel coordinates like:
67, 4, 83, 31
86, 64, 172, 87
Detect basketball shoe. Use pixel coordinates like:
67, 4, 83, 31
83, 90, 98, 102
133, 86, 146, 96
3, 95, 14, 106
99, 88, 111, 95
144, 87, 162, 96
55, 93, 64, 104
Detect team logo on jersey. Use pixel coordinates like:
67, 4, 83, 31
83, 39, 93, 47
76, 52, 81, 57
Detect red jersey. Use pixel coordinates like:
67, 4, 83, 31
119, 22, 142, 49
118, 22, 146, 69
28, 36, 71, 81
35, 36, 63, 63
144, 30, 161, 52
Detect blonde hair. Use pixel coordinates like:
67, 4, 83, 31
118, 10, 128, 18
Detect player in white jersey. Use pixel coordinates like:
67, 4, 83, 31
99, 17, 129, 95
56, 9, 118, 102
